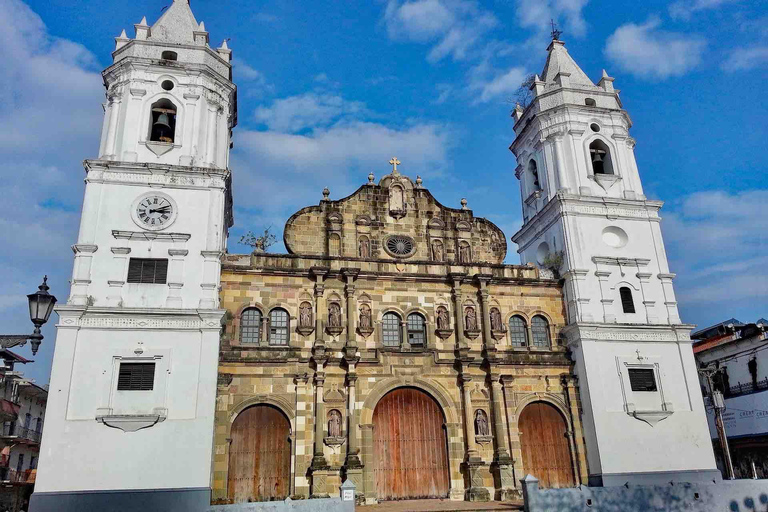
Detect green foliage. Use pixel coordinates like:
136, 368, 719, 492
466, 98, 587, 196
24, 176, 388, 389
240, 226, 277, 253
542, 251, 564, 276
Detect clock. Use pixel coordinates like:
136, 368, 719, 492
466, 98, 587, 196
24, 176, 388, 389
131, 192, 177, 231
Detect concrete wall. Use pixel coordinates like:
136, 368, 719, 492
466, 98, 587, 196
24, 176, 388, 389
522, 475, 768, 512
209, 496, 352, 512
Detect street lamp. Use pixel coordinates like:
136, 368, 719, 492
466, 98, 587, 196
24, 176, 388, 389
0, 276, 57, 355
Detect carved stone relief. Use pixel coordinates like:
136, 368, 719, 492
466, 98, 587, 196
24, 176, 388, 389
297, 301, 315, 336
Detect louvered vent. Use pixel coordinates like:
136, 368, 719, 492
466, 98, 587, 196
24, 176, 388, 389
117, 363, 156, 391
619, 287, 636, 314
127, 258, 168, 284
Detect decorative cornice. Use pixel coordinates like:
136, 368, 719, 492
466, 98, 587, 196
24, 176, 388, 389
72, 244, 98, 254
112, 230, 191, 242
110, 247, 131, 255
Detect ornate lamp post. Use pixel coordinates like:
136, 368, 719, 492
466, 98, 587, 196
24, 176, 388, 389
0, 276, 57, 355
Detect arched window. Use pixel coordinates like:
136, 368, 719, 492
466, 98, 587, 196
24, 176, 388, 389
585, 98, 596, 107
619, 287, 636, 314
589, 139, 614, 175
240, 308, 262, 344
509, 315, 528, 347
407, 313, 426, 347
149, 98, 177, 143
161, 50, 178, 61
528, 160, 540, 190
382, 312, 401, 347
531, 315, 551, 348
269, 308, 289, 346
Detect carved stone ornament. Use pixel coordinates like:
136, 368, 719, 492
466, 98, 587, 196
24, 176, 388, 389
327, 302, 344, 336
297, 301, 315, 336
96, 408, 167, 433
357, 304, 374, 337
436, 329, 454, 340
475, 435, 493, 446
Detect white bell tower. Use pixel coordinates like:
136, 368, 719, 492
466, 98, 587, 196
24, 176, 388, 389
510, 39, 719, 486
32, 1, 236, 510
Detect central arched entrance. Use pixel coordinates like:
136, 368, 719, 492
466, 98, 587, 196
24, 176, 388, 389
228, 404, 291, 502
373, 387, 450, 500
518, 401, 575, 489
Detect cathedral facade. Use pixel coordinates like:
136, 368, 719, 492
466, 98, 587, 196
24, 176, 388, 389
213, 168, 587, 503
31, 2, 720, 511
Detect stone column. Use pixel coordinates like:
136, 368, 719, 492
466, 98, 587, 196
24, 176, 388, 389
490, 374, 516, 500
476, 275, 495, 353
103, 93, 122, 159
548, 132, 568, 192
561, 375, 585, 485
311, 267, 329, 351
294, 373, 311, 497
205, 104, 220, 166
342, 269, 359, 353
450, 273, 467, 350
344, 369, 363, 500
311, 371, 330, 497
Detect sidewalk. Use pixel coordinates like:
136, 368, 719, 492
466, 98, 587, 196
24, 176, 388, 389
358, 499, 523, 512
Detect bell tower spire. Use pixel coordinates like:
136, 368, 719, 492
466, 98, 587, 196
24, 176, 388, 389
510, 41, 719, 487
31, 1, 237, 510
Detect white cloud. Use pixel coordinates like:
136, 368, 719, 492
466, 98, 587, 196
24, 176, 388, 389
254, 93, 367, 133
722, 46, 768, 72
384, 0, 498, 62
669, 0, 740, 20
663, 190, 768, 307
472, 66, 528, 103
604, 17, 706, 80
0, 0, 105, 379
515, 0, 590, 40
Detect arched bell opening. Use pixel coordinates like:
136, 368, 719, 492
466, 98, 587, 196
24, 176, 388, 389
149, 98, 177, 143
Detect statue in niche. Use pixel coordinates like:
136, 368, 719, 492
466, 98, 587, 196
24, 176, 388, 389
359, 237, 371, 258
328, 409, 342, 437
389, 185, 404, 212
299, 302, 313, 328
465, 307, 478, 331
490, 307, 503, 332
436, 306, 450, 330
359, 304, 372, 330
458, 242, 471, 263
475, 409, 490, 436
431, 240, 444, 262
328, 303, 342, 328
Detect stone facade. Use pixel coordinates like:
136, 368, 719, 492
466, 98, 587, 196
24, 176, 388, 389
213, 170, 588, 504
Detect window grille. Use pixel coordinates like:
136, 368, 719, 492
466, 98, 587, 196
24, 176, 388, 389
117, 363, 155, 391
240, 308, 262, 344
386, 236, 415, 257
382, 313, 401, 347
407, 313, 426, 346
269, 309, 289, 346
531, 315, 550, 348
628, 368, 657, 392
127, 258, 168, 284
509, 316, 528, 347
619, 287, 636, 314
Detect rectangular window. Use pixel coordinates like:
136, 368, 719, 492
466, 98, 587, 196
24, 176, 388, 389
628, 368, 657, 392
117, 362, 156, 391
29, 456, 36, 470
127, 258, 168, 284
16, 454, 23, 473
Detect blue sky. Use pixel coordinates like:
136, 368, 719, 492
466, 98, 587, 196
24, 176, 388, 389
0, 0, 766, 384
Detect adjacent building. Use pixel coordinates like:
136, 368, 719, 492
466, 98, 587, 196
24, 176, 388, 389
1, 350, 47, 512
693, 318, 768, 479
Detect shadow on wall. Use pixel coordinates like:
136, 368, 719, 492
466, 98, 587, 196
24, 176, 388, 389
522, 475, 768, 512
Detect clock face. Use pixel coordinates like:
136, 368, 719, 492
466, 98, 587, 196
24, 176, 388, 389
136, 195, 174, 229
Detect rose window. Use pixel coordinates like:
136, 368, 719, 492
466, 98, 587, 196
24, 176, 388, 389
385, 235, 415, 258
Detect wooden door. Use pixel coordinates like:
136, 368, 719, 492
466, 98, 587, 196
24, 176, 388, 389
228, 405, 291, 502
518, 402, 575, 488
373, 387, 450, 500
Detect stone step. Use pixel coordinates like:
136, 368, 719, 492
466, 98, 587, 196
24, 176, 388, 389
357, 499, 524, 512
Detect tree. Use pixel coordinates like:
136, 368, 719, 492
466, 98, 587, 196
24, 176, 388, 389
240, 227, 277, 253
511, 73, 536, 109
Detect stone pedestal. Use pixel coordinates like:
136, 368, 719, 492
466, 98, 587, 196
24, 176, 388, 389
310, 467, 332, 499
343, 467, 365, 505
464, 460, 491, 502
492, 459, 520, 501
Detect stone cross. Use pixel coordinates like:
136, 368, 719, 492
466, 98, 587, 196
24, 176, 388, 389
389, 157, 401, 173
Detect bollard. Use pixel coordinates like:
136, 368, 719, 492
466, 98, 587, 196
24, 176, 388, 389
340, 480, 356, 512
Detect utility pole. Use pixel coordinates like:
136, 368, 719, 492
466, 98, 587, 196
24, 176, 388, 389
701, 366, 735, 479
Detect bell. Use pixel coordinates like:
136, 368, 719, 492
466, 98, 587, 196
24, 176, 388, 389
152, 113, 173, 142
591, 151, 603, 163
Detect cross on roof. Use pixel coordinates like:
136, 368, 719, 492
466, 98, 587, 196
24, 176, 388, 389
550, 19, 562, 41
389, 157, 401, 173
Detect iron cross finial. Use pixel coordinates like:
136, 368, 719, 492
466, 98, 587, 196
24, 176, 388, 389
389, 157, 401, 173
550, 19, 562, 41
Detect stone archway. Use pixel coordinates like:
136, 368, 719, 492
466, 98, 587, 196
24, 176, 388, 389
372, 387, 451, 500
518, 401, 575, 488
228, 404, 291, 502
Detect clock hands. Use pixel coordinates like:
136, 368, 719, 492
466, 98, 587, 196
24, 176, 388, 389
148, 206, 172, 214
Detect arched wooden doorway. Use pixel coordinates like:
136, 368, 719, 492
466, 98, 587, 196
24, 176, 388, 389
373, 387, 450, 500
518, 401, 575, 488
228, 405, 291, 502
